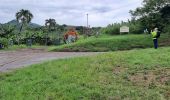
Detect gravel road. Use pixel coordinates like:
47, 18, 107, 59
0, 49, 99, 72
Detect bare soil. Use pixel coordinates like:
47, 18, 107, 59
129, 68, 170, 87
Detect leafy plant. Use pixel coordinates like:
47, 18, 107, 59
0, 38, 8, 48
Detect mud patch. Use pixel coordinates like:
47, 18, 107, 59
164, 91, 170, 100
129, 68, 170, 87
112, 66, 128, 75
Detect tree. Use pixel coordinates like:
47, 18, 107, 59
45, 18, 56, 45
130, 0, 170, 32
0, 24, 15, 39
16, 9, 33, 44
45, 18, 56, 31
160, 5, 170, 24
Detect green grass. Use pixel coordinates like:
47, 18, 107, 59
0, 45, 26, 51
49, 34, 170, 52
0, 45, 47, 51
0, 47, 170, 100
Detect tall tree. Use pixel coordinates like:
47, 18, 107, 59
16, 9, 33, 44
45, 18, 56, 31
45, 18, 56, 45
130, 0, 170, 31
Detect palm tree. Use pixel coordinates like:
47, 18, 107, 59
45, 18, 56, 31
16, 9, 33, 44
45, 18, 56, 45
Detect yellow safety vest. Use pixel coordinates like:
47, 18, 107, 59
151, 31, 157, 39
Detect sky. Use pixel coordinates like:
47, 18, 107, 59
0, 0, 143, 27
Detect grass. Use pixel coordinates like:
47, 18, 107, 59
0, 45, 47, 51
0, 47, 170, 100
49, 34, 170, 52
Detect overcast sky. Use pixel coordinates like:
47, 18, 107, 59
0, 0, 143, 27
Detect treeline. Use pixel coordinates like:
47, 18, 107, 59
0, 9, 101, 48
101, 20, 144, 35
101, 0, 170, 35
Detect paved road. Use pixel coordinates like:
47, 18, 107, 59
0, 49, 99, 72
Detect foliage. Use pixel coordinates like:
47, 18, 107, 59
163, 24, 170, 34
128, 20, 144, 34
0, 38, 8, 48
98, 0, 170, 35
0, 18, 103, 48
130, 0, 170, 32
0, 24, 15, 39
45, 18, 56, 32
0, 47, 170, 99
101, 23, 120, 35
101, 20, 144, 35
45, 18, 57, 45
16, 9, 33, 24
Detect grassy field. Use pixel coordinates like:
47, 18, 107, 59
50, 34, 170, 52
0, 47, 170, 100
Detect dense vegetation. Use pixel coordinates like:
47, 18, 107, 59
130, 0, 170, 32
0, 47, 170, 99
0, 9, 101, 49
100, 20, 144, 35
101, 0, 170, 35
50, 34, 170, 52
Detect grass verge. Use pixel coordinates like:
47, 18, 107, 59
0, 47, 170, 99
50, 34, 170, 52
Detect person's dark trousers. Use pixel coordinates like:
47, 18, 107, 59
153, 39, 158, 49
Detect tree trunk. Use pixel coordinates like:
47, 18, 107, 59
45, 33, 48, 46
17, 23, 23, 45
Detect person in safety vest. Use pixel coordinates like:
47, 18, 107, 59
151, 28, 159, 49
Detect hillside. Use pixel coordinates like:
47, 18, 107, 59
50, 34, 170, 52
0, 47, 170, 99
5, 20, 41, 28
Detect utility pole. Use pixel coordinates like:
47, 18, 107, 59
86, 13, 89, 36
87, 13, 88, 28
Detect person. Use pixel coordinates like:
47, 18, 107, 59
151, 28, 159, 49
144, 28, 148, 34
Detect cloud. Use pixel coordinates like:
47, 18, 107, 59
0, 0, 143, 27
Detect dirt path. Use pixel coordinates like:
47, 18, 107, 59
0, 49, 99, 72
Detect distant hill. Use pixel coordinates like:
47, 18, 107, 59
5, 20, 41, 28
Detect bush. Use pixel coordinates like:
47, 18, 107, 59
101, 24, 120, 35
129, 23, 144, 34
163, 24, 170, 34
0, 38, 9, 48
101, 21, 144, 35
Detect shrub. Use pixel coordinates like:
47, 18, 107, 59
129, 23, 144, 34
163, 24, 170, 34
101, 24, 120, 35
101, 22, 144, 35
0, 38, 9, 48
